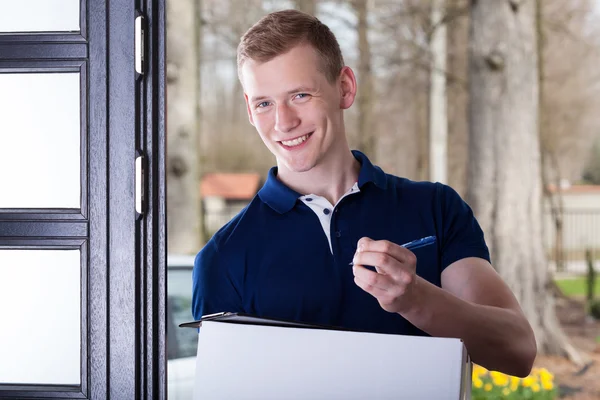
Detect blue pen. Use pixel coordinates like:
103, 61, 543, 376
401, 235, 437, 251
349, 236, 436, 265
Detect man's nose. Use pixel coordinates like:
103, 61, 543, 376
274, 103, 300, 133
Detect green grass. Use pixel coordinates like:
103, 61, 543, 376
555, 277, 600, 297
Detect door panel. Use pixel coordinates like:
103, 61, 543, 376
0, 0, 80, 33
0, 249, 82, 385
0, 0, 166, 398
0, 71, 82, 209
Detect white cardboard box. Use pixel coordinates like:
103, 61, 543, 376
184, 313, 472, 400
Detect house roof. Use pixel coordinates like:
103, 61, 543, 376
200, 172, 261, 200
547, 184, 600, 194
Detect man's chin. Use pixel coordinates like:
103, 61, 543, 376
286, 165, 313, 174
280, 159, 315, 174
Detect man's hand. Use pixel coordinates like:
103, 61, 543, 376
353, 237, 537, 377
351, 237, 419, 314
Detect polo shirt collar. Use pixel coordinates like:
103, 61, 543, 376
352, 150, 387, 190
258, 167, 302, 214
258, 150, 387, 214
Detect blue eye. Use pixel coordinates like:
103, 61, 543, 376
257, 101, 271, 108
295, 93, 308, 99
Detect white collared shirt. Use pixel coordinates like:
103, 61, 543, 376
298, 182, 360, 253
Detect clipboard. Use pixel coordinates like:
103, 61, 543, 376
179, 311, 355, 331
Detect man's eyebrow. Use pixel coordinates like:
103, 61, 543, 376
250, 95, 269, 103
286, 86, 316, 94
250, 87, 317, 103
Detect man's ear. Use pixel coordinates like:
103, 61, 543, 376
339, 66, 357, 110
244, 93, 255, 126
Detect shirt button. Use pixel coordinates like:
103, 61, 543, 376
335, 231, 341, 238
323, 208, 330, 215
305, 197, 313, 202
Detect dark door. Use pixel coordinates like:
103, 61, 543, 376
0, 0, 166, 398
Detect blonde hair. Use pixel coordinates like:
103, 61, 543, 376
237, 9, 345, 83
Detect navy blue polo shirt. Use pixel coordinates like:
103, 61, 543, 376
192, 150, 490, 336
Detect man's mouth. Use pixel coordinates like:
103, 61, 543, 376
280, 132, 313, 147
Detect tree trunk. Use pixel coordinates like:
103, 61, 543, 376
545, 152, 566, 272
293, 0, 317, 16
353, 0, 375, 158
428, 0, 448, 184
446, 0, 469, 195
195, 0, 208, 242
467, 0, 583, 363
166, 0, 203, 254
417, 77, 430, 181
537, 0, 565, 274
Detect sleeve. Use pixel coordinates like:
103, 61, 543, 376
437, 183, 491, 271
191, 238, 244, 320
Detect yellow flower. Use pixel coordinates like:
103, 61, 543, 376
473, 378, 483, 389
490, 371, 509, 386
542, 380, 554, 391
472, 364, 487, 379
522, 376, 536, 387
502, 387, 511, 396
539, 368, 554, 382
510, 376, 520, 391
532, 383, 541, 392
484, 383, 493, 392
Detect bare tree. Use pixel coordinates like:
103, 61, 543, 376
352, 0, 375, 157
198, 0, 277, 175
538, 0, 600, 272
540, 0, 600, 183
537, 0, 566, 273
367, 0, 430, 179
166, 0, 202, 253
446, 0, 469, 195
400, 0, 431, 181
428, 0, 447, 183
369, 0, 465, 181
196, 0, 208, 241
467, 0, 583, 363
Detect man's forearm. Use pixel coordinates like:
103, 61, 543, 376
401, 277, 536, 377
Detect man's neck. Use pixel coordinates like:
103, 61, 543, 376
276, 148, 361, 206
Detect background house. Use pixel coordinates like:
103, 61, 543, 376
200, 172, 262, 236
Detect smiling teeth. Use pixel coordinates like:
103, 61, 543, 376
282, 134, 309, 147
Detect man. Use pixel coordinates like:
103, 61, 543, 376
192, 9, 536, 377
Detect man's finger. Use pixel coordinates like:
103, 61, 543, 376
353, 275, 388, 298
352, 265, 394, 291
353, 250, 411, 278
356, 237, 416, 267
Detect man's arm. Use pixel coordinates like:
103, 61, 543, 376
352, 239, 537, 377
192, 239, 244, 321
406, 257, 536, 377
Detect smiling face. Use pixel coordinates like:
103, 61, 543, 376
241, 43, 356, 174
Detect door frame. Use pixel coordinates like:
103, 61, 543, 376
0, 0, 166, 398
